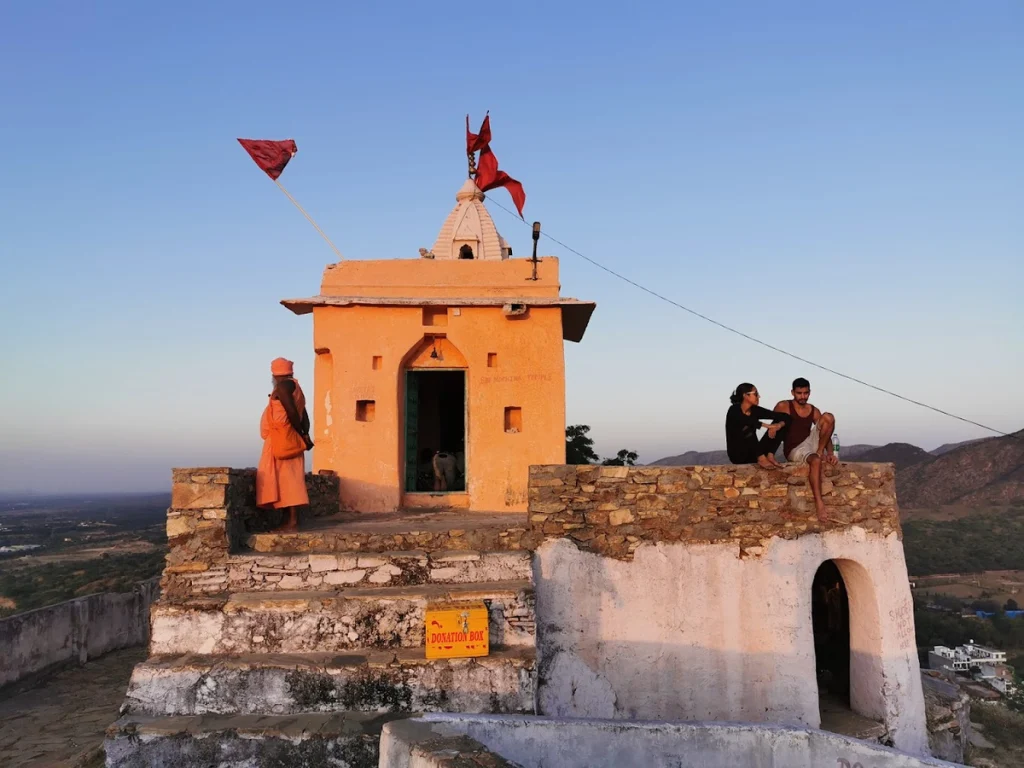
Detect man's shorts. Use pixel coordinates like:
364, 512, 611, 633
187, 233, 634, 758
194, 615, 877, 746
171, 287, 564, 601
787, 426, 820, 464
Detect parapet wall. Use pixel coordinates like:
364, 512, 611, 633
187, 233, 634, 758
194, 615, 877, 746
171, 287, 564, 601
163, 467, 339, 600
0, 578, 159, 688
528, 462, 900, 558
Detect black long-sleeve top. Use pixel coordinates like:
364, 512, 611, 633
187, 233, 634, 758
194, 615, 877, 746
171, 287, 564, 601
725, 404, 792, 464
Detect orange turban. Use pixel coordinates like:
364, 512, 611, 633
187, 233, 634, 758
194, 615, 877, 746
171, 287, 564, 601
270, 357, 294, 376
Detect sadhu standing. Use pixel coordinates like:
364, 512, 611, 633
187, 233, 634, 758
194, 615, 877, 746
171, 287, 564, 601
257, 358, 314, 532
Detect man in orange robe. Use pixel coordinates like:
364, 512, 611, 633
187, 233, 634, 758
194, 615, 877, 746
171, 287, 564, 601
256, 358, 313, 531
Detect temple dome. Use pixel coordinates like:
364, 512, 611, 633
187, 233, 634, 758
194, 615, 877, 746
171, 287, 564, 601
430, 180, 510, 260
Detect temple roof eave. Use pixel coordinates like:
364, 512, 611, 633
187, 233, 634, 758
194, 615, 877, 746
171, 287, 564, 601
280, 296, 596, 342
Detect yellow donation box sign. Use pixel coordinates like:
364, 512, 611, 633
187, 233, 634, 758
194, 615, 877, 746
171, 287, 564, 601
425, 601, 489, 659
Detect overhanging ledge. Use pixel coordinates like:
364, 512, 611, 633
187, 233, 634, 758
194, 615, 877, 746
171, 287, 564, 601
281, 295, 596, 342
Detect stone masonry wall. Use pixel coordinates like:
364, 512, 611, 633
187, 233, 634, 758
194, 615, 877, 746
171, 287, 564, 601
163, 468, 339, 600
528, 462, 899, 559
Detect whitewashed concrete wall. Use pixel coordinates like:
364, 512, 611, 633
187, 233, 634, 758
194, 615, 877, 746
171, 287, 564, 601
0, 578, 159, 687
380, 714, 959, 768
533, 529, 929, 756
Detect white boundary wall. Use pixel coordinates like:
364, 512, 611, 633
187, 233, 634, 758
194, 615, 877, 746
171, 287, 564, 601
534, 528, 929, 755
0, 578, 158, 687
380, 714, 959, 768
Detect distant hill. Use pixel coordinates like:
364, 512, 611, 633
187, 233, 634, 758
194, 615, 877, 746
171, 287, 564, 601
651, 449, 731, 466
898, 429, 1024, 507
852, 443, 932, 470
650, 443, 878, 466
929, 438, 987, 457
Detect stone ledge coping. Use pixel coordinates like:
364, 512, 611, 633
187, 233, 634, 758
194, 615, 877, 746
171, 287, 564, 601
107, 711, 391, 739
384, 718, 523, 768
156, 580, 534, 611
138, 646, 535, 671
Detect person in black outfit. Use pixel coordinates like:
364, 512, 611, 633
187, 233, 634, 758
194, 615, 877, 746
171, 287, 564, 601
725, 383, 791, 468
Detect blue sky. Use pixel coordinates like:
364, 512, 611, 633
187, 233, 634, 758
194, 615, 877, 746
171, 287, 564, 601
1, 1, 1021, 493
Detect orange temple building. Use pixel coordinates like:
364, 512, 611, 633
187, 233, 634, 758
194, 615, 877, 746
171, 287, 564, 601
282, 179, 595, 513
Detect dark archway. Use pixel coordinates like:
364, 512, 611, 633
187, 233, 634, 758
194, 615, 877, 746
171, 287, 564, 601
812, 560, 850, 707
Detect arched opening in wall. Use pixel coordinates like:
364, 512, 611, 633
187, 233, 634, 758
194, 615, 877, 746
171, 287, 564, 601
813, 560, 850, 707
814, 559, 887, 740
400, 336, 469, 496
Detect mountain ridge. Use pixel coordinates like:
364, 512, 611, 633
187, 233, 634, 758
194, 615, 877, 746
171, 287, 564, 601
648, 432, 1024, 509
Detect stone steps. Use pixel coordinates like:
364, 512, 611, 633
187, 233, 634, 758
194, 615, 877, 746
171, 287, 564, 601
123, 647, 536, 716
104, 712, 389, 768
245, 511, 535, 555
168, 549, 533, 597
151, 581, 536, 655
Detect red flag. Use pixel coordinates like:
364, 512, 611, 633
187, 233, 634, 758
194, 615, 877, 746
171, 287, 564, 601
475, 147, 526, 218
238, 138, 297, 180
466, 114, 491, 154
466, 115, 526, 218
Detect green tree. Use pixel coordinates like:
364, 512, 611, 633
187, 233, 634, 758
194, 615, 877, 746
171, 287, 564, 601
602, 449, 639, 466
566, 425, 599, 465
1006, 598, 1019, 612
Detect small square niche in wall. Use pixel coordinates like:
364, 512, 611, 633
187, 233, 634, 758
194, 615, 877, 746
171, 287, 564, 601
487, 353, 498, 368
504, 407, 522, 433
372, 356, 382, 370
423, 307, 448, 326
356, 400, 376, 422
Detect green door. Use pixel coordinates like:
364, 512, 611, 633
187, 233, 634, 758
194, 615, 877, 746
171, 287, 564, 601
404, 371, 419, 491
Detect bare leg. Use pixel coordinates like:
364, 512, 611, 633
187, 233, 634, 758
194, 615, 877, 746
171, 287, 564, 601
807, 454, 827, 521
816, 412, 837, 465
273, 507, 299, 533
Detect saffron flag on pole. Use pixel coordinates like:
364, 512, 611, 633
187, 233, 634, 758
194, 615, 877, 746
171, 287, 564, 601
235, 137, 344, 260
465, 115, 526, 218
237, 138, 298, 180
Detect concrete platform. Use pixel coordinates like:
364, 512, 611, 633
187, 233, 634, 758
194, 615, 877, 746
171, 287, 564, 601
247, 510, 536, 555
379, 714, 960, 768
123, 647, 535, 716
151, 581, 535, 655
105, 712, 391, 768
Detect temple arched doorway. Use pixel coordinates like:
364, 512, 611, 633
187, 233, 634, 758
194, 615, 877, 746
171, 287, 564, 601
401, 335, 468, 495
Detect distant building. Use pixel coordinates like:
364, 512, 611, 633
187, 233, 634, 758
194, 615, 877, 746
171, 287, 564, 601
929, 641, 1017, 696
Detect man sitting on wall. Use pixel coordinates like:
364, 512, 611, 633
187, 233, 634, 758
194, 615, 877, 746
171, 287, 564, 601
770, 378, 837, 521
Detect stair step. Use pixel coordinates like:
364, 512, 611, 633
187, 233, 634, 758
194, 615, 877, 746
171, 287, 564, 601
151, 581, 535, 655
123, 647, 535, 716
246, 511, 533, 555
187, 550, 532, 595
105, 712, 390, 768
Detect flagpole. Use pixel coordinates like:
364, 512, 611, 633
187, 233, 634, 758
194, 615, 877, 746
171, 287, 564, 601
272, 178, 345, 261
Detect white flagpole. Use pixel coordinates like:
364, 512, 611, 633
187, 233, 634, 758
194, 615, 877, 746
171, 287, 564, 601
272, 177, 344, 261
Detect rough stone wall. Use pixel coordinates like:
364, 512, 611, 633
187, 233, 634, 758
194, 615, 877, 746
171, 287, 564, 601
529, 462, 899, 559
163, 468, 339, 600
0, 578, 159, 688
921, 671, 971, 764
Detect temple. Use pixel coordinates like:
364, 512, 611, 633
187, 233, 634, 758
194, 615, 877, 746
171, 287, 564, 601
281, 179, 594, 513
104, 171, 938, 768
